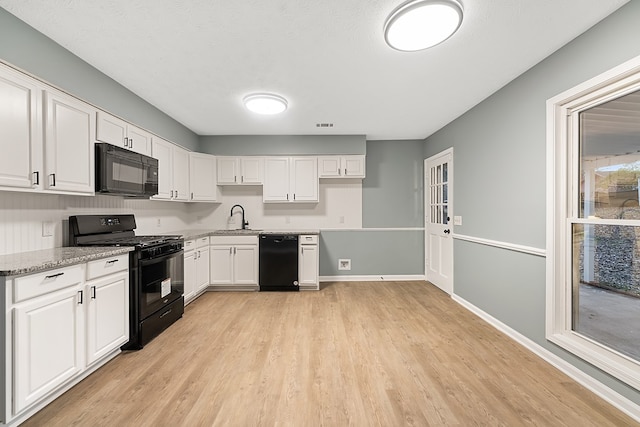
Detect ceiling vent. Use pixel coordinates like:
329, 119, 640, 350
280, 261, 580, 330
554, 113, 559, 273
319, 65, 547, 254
316, 123, 334, 128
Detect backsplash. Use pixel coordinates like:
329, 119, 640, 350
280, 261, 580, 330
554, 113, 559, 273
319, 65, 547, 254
0, 192, 195, 255
0, 181, 362, 255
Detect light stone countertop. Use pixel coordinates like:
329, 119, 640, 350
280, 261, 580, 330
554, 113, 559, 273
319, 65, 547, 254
171, 229, 320, 240
0, 247, 134, 277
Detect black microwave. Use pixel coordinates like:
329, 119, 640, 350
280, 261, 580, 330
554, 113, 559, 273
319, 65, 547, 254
95, 143, 159, 197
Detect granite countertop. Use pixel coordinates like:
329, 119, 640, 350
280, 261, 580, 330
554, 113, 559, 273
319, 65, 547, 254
0, 247, 134, 277
171, 229, 320, 240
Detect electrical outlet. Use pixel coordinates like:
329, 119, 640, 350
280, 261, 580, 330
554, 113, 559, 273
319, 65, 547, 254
42, 221, 54, 237
156, 218, 161, 227
338, 259, 351, 271
228, 216, 236, 224
339, 216, 345, 224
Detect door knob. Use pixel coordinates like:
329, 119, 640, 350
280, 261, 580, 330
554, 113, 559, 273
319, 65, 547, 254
444, 229, 451, 234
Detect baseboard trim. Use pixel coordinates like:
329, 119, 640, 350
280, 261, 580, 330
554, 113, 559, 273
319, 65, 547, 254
452, 294, 640, 422
319, 274, 426, 282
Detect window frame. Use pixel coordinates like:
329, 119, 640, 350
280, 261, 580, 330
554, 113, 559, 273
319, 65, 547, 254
547, 55, 640, 390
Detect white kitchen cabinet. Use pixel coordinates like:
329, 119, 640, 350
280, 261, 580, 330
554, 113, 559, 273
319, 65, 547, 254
152, 137, 189, 201
209, 235, 258, 289
183, 244, 196, 303
318, 155, 365, 178
43, 89, 95, 195
0, 63, 42, 191
85, 255, 129, 366
299, 235, 319, 290
3, 255, 130, 423
12, 265, 85, 414
189, 152, 220, 202
96, 111, 152, 156
196, 242, 210, 294
184, 237, 210, 304
263, 157, 318, 203
217, 156, 263, 185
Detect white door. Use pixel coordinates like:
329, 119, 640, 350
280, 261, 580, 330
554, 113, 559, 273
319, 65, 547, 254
425, 149, 453, 294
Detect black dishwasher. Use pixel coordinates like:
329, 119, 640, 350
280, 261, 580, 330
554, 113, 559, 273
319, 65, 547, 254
259, 234, 299, 291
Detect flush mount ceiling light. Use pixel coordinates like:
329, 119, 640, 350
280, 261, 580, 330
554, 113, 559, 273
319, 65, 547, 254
384, 0, 463, 52
243, 93, 288, 115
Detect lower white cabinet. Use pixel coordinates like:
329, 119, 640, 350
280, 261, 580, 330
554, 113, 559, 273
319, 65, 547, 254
184, 237, 210, 304
85, 269, 129, 366
209, 235, 258, 290
13, 283, 84, 414
3, 254, 129, 423
299, 235, 319, 290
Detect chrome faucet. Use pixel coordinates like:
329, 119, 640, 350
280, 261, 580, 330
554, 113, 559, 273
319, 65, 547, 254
230, 204, 249, 229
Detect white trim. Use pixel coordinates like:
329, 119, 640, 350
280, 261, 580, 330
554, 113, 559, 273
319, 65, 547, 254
453, 294, 640, 423
547, 52, 640, 390
319, 274, 426, 282
319, 227, 424, 232
453, 233, 546, 257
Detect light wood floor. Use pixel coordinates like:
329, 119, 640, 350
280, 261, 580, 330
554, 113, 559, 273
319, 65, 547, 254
23, 281, 638, 426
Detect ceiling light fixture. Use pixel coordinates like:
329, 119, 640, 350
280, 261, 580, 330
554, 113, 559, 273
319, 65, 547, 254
243, 93, 288, 115
384, 0, 463, 52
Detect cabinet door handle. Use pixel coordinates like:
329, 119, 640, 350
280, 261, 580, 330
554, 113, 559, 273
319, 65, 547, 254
175, 190, 178, 199
78, 290, 83, 305
229, 247, 233, 255
344, 168, 347, 175
294, 193, 296, 201
301, 247, 304, 254
234, 247, 237, 255
49, 173, 56, 187
241, 175, 244, 183
191, 192, 194, 200
124, 137, 129, 148
234, 175, 237, 183
45, 272, 64, 279
106, 259, 119, 264
33, 171, 39, 185
286, 193, 289, 201
91, 286, 96, 299
130, 138, 133, 149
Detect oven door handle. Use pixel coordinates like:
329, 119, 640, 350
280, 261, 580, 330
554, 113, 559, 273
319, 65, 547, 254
139, 249, 184, 266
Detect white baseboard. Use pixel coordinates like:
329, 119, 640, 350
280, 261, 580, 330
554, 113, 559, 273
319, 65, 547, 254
319, 274, 426, 282
452, 294, 640, 422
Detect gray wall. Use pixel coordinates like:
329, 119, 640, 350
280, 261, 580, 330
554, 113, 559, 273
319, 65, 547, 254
424, 1, 640, 403
198, 135, 366, 155
363, 140, 423, 228
0, 8, 199, 151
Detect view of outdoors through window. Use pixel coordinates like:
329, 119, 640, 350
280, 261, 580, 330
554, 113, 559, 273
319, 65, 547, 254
575, 90, 640, 361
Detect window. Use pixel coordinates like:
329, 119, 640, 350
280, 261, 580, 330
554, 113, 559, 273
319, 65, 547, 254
548, 56, 640, 389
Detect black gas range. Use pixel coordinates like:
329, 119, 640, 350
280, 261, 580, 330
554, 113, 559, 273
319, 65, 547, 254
69, 214, 184, 350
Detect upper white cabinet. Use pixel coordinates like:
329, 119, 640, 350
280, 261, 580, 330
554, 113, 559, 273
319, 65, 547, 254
96, 111, 152, 156
189, 152, 220, 202
318, 155, 365, 178
0, 64, 42, 191
217, 156, 263, 185
152, 137, 189, 201
263, 157, 318, 203
43, 89, 95, 195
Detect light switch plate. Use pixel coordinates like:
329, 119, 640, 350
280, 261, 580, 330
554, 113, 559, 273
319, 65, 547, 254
453, 216, 462, 226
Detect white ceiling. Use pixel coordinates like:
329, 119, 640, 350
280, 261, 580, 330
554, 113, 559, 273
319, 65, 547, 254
0, 0, 630, 140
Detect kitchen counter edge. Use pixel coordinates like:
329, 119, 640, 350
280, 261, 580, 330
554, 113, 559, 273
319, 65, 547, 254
0, 247, 134, 277
172, 229, 320, 240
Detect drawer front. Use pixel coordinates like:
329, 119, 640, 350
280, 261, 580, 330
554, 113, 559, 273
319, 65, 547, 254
299, 235, 318, 244
184, 239, 196, 252
210, 235, 258, 246
86, 254, 128, 280
14, 264, 84, 303
196, 236, 209, 248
